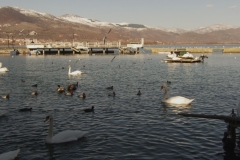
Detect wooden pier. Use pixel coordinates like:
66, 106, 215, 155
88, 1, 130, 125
26, 38, 144, 55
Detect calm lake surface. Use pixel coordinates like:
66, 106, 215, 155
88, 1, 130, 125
0, 53, 240, 160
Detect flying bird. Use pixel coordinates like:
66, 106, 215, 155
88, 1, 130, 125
103, 28, 112, 45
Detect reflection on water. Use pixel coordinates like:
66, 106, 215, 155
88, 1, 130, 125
0, 54, 240, 159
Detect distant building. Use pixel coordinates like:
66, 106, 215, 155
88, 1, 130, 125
29, 31, 37, 36
3, 24, 11, 27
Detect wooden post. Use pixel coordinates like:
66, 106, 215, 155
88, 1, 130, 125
43, 49, 45, 56
103, 49, 106, 54
73, 50, 75, 55
58, 49, 60, 55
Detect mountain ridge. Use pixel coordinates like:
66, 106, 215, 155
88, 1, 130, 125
0, 6, 240, 44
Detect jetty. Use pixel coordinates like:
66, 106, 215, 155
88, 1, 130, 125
25, 38, 144, 55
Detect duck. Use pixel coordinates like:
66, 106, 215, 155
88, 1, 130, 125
161, 84, 194, 105
0, 149, 20, 160
167, 80, 171, 84
137, 90, 141, 95
32, 84, 37, 87
78, 93, 86, 99
108, 92, 115, 97
67, 82, 78, 91
2, 94, 9, 99
0, 62, 9, 72
19, 108, 32, 112
84, 106, 94, 112
57, 85, 65, 93
21, 79, 25, 83
44, 115, 88, 144
31, 91, 38, 95
65, 90, 73, 96
68, 65, 82, 75
106, 86, 113, 90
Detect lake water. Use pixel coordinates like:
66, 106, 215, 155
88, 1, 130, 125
0, 53, 240, 160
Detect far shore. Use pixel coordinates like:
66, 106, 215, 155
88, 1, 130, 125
1, 46, 240, 55
146, 47, 240, 53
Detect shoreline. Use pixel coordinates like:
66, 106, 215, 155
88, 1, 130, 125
146, 47, 240, 53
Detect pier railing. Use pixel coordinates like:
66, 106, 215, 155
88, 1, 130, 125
26, 40, 121, 49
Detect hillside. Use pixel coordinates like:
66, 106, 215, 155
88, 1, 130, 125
0, 6, 240, 45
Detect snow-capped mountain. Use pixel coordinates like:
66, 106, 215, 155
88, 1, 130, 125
59, 14, 114, 27
1, 6, 240, 44
156, 27, 190, 34
193, 24, 238, 34
1, 6, 238, 34
59, 14, 148, 30
6, 6, 59, 20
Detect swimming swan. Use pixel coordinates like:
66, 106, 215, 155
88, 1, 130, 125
0, 149, 20, 160
161, 84, 194, 105
68, 65, 82, 75
44, 115, 88, 144
0, 62, 9, 72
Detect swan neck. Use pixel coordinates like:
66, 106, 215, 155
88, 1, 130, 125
48, 118, 53, 139
68, 67, 71, 74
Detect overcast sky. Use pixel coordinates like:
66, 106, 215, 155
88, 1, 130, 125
1, 0, 240, 29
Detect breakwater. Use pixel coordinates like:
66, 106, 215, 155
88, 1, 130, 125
0, 48, 30, 55
147, 47, 240, 53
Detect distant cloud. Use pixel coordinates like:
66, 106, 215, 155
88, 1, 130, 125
229, 6, 237, 9
206, 4, 213, 8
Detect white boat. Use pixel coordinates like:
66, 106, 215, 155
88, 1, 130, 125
167, 53, 177, 58
181, 52, 194, 59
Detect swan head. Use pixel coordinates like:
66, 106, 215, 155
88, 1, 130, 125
68, 65, 71, 68
44, 115, 53, 122
161, 84, 167, 90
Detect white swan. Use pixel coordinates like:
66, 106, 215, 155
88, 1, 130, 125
161, 84, 194, 105
44, 115, 88, 144
0, 62, 9, 72
0, 149, 20, 160
68, 65, 81, 75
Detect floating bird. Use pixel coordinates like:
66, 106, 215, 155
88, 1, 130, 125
137, 90, 141, 95
167, 80, 171, 84
68, 65, 82, 75
31, 91, 38, 95
21, 79, 25, 82
62, 67, 64, 69
108, 92, 115, 97
65, 90, 73, 96
67, 82, 78, 91
57, 85, 65, 93
19, 107, 32, 112
106, 86, 113, 90
0, 62, 9, 72
0, 149, 20, 160
32, 84, 37, 87
2, 94, 9, 99
78, 93, 86, 99
161, 84, 194, 105
44, 115, 88, 144
84, 106, 94, 113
